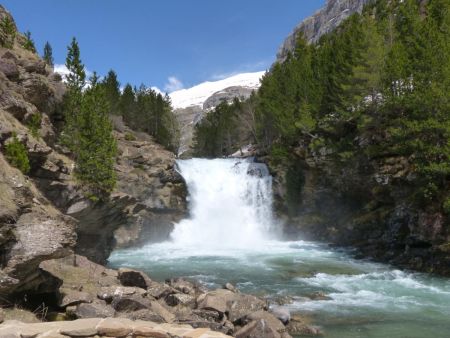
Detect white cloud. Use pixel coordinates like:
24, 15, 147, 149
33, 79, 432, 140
54, 64, 93, 82
151, 86, 164, 95
164, 76, 184, 93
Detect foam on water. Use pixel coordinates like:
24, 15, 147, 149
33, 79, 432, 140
170, 158, 276, 248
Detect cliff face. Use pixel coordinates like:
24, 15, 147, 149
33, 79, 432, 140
276, 0, 372, 63
266, 145, 449, 276
0, 5, 187, 299
0, 5, 76, 296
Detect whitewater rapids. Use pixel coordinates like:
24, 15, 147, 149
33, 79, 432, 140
109, 158, 450, 338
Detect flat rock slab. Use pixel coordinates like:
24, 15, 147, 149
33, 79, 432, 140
0, 318, 233, 338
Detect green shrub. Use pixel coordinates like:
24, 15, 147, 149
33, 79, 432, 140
22, 30, 36, 53
270, 144, 290, 164
124, 132, 136, 141
27, 113, 42, 138
0, 16, 16, 48
5, 134, 30, 174
443, 197, 450, 215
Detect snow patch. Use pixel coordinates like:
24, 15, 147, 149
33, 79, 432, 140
169, 71, 266, 109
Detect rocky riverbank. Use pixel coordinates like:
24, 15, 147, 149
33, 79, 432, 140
0, 254, 319, 338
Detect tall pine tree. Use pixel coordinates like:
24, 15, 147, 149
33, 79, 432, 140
43, 41, 54, 67
61, 37, 86, 153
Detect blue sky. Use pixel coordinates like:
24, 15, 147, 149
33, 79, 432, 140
2, 0, 325, 91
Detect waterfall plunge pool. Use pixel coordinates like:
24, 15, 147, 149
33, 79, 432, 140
109, 158, 450, 338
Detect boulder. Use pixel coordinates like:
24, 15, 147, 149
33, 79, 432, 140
69, 302, 115, 319
0, 59, 19, 80
243, 311, 286, 333
111, 294, 152, 312
226, 294, 267, 323
308, 291, 332, 301
118, 267, 153, 289
286, 316, 322, 336
59, 289, 94, 307
223, 282, 239, 293
97, 285, 147, 302
197, 289, 267, 323
197, 289, 232, 314
167, 278, 198, 295
235, 319, 281, 338
121, 308, 167, 323
0, 154, 77, 296
166, 293, 196, 307
269, 306, 291, 324
147, 282, 177, 300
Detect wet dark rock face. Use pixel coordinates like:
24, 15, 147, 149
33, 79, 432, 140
264, 146, 450, 276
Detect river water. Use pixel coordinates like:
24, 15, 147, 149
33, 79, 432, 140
109, 158, 450, 338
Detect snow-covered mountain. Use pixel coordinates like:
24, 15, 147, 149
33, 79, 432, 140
170, 71, 265, 109
171, 71, 266, 156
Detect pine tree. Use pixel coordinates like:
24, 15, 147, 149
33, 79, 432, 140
0, 16, 16, 48
119, 83, 135, 124
43, 41, 54, 67
61, 37, 86, 152
101, 69, 121, 114
23, 30, 36, 53
76, 75, 117, 197
65, 37, 86, 91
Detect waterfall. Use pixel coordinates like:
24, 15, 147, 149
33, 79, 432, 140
170, 158, 276, 248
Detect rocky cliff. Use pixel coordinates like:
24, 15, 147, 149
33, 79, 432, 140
0, 5, 187, 301
276, 0, 372, 63
265, 144, 450, 276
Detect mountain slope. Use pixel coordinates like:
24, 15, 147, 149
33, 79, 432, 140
276, 0, 372, 63
172, 71, 265, 156
170, 71, 265, 109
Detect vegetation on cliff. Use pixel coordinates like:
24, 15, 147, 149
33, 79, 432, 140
193, 0, 449, 214
4, 133, 30, 174
61, 38, 117, 196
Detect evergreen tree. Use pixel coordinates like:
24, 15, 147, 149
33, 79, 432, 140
0, 16, 15, 48
119, 83, 136, 123
61, 37, 86, 153
23, 30, 36, 52
43, 41, 54, 67
101, 69, 121, 114
76, 74, 117, 196
65, 37, 86, 91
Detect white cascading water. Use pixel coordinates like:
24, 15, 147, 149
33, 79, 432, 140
170, 158, 276, 248
109, 157, 450, 338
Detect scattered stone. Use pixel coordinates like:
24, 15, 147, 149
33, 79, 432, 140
235, 319, 281, 338
269, 306, 291, 324
97, 285, 147, 302
118, 268, 153, 289
244, 310, 286, 333
166, 293, 196, 307
147, 282, 177, 299
308, 291, 332, 301
72, 302, 115, 319
59, 289, 94, 307
286, 317, 322, 336
223, 283, 238, 293
167, 278, 197, 295
111, 294, 151, 312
